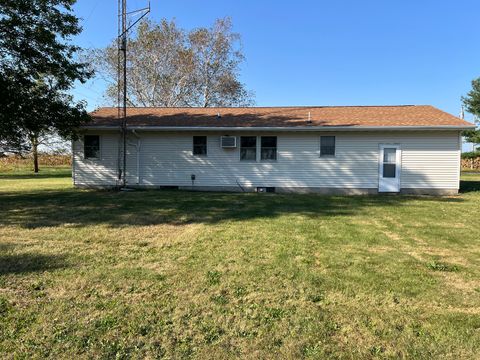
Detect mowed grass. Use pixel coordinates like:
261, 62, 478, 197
0, 167, 480, 359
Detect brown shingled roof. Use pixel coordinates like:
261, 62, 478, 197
86, 105, 473, 129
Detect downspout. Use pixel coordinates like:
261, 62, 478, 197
131, 130, 141, 185
117, 132, 123, 187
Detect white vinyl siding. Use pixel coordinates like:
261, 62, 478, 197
73, 132, 119, 186
73, 130, 461, 190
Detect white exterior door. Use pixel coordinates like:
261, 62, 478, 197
379, 145, 401, 192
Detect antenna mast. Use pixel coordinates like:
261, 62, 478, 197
118, 0, 150, 188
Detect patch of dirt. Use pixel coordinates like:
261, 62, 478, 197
435, 272, 480, 294
367, 246, 395, 254
383, 231, 401, 241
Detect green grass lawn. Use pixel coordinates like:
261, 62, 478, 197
1, 167, 479, 359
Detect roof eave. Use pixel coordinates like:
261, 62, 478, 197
80, 125, 475, 131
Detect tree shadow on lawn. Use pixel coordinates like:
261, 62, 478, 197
0, 170, 71, 180
0, 252, 69, 275
460, 179, 480, 193
0, 187, 465, 229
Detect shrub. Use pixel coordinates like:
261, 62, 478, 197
461, 151, 480, 159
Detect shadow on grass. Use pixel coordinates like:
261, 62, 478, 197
460, 179, 480, 193
0, 243, 17, 252
0, 173, 71, 180
0, 169, 71, 179
0, 185, 465, 229
0, 253, 69, 275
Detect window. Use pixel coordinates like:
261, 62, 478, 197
383, 148, 396, 178
261, 136, 277, 160
193, 136, 207, 156
320, 136, 335, 157
84, 135, 100, 159
240, 136, 257, 161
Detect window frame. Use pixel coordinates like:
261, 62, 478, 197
239, 136, 257, 162
84, 135, 101, 160
320, 136, 336, 157
192, 135, 208, 156
382, 147, 397, 178
260, 136, 277, 161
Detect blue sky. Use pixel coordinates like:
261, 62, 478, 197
72, 0, 479, 147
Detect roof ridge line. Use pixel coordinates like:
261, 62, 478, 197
92, 105, 424, 111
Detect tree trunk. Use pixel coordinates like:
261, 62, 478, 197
31, 135, 39, 173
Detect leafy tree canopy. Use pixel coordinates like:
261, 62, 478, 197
0, 0, 92, 171
462, 78, 480, 117
462, 129, 480, 145
90, 17, 254, 107
462, 77, 480, 145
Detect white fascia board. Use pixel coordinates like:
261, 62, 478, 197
81, 125, 475, 131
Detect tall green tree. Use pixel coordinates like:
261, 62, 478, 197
0, 0, 92, 172
462, 78, 480, 149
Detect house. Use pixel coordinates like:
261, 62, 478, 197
73, 105, 474, 194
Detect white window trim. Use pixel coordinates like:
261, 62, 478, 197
193, 135, 208, 157
320, 135, 336, 158
238, 135, 279, 162
84, 134, 101, 161
260, 136, 278, 162
239, 135, 258, 162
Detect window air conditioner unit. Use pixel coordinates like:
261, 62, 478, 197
221, 136, 236, 148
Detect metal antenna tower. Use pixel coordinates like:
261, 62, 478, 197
118, 0, 150, 188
